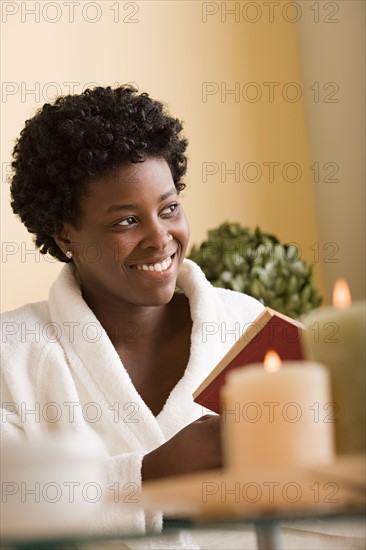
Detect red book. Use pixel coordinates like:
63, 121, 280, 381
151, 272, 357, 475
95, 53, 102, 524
193, 307, 304, 413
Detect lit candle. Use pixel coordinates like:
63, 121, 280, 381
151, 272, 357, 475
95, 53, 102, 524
302, 279, 366, 454
220, 351, 335, 471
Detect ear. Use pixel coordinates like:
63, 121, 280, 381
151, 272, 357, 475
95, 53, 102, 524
52, 223, 74, 257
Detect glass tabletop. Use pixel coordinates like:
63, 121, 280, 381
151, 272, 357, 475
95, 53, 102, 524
1, 505, 365, 550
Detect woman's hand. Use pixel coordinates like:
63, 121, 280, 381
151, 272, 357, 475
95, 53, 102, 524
141, 415, 222, 481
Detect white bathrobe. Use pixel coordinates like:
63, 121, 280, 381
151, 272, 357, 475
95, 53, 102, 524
0, 258, 264, 534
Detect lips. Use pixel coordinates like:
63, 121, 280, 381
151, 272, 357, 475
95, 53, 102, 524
129, 253, 175, 273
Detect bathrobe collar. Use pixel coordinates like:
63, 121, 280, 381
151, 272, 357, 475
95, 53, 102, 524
48, 259, 220, 448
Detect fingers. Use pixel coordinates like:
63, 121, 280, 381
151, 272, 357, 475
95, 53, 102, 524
197, 413, 218, 422
198, 415, 221, 431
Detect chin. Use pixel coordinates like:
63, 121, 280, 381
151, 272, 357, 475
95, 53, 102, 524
139, 285, 177, 307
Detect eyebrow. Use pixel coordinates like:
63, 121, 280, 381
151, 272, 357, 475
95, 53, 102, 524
104, 189, 177, 215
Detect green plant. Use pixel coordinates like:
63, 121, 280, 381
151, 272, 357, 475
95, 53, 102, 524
188, 222, 322, 319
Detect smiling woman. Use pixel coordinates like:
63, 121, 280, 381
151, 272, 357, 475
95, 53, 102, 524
54, 158, 192, 417
0, 86, 264, 536
57, 159, 189, 310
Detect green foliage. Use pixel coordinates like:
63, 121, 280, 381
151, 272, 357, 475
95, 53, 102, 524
188, 222, 322, 319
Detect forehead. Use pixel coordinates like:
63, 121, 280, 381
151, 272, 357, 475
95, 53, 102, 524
79, 158, 176, 215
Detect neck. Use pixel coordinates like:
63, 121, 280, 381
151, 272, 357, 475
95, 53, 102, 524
81, 288, 170, 347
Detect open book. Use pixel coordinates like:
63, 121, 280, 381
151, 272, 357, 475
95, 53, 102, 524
193, 307, 304, 413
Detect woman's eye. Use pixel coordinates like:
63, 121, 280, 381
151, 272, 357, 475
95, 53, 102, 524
115, 216, 136, 226
161, 203, 179, 216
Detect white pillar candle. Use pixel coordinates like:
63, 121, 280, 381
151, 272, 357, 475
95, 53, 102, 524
302, 280, 365, 454
221, 358, 335, 471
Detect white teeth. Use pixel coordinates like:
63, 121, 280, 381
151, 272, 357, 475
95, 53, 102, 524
134, 256, 173, 272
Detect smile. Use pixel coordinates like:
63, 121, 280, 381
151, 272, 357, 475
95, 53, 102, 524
131, 255, 174, 273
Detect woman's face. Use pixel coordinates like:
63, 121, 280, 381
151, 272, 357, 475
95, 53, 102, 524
57, 158, 190, 308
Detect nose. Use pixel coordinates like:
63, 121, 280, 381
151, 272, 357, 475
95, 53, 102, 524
140, 218, 173, 250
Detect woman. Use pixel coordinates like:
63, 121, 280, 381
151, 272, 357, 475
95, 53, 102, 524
1, 86, 264, 534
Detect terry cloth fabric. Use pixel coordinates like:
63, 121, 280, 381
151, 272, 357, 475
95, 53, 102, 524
0, 259, 264, 537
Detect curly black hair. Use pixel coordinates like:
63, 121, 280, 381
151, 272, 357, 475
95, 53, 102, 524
10, 85, 188, 262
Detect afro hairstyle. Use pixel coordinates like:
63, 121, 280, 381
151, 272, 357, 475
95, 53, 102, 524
10, 85, 188, 262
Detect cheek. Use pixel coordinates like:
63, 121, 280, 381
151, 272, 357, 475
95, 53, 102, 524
71, 232, 126, 268
108, 239, 137, 264
175, 226, 189, 259
178, 210, 190, 244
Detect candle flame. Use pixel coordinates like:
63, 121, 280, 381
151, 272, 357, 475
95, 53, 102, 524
333, 278, 351, 308
264, 350, 282, 373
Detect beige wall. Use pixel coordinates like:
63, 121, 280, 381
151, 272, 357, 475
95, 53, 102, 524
297, 0, 365, 303
2, 0, 355, 312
